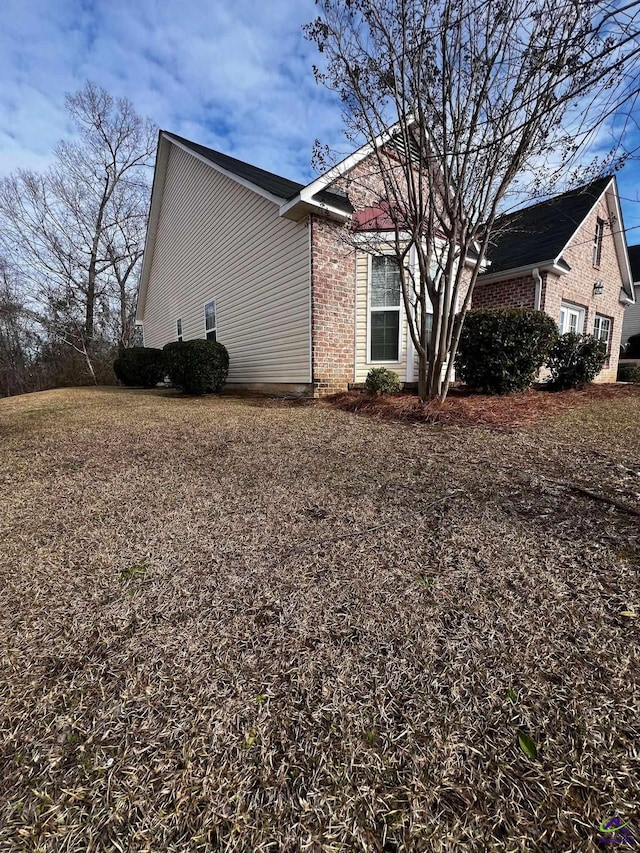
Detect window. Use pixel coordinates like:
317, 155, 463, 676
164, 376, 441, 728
593, 314, 611, 349
369, 255, 401, 361
593, 217, 604, 267
204, 300, 216, 341
176, 318, 183, 341
559, 303, 584, 335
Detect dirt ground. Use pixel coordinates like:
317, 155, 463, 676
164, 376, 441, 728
0, 386, 638, 851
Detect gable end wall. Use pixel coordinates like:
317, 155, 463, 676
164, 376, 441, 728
142, 144, 311, 385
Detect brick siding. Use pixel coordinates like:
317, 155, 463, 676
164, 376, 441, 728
472, 191, 628, 382
310, 214, 356, 395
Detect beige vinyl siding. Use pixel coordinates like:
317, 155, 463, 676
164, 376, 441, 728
142, 144, 310, 383
622, 285, 640, 344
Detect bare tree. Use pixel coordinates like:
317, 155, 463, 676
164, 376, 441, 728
306, 0, 640, 400
0, 82, 156, 380
0, 258, 39, 397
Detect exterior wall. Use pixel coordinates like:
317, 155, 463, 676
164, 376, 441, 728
142, 144, 311, 385
472, 275, 536, 310
310, 215, 356, 395
621, 284, 640, 345
473, 192, 628, 382
542, 194, 626, 382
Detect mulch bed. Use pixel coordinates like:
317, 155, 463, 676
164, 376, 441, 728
324, 383, 640, 428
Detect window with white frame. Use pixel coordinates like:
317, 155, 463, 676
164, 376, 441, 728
204, 300, 217, 341
369, 255, 401, 362
593, 217, 604, 267
593, 314, 611, 349
176, 318, 183, 341
559, 303, 584, 335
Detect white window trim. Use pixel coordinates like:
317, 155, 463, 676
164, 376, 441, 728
176, 317, 183, 341
203, 298, 217, 341
559, 302, 585, 335
593, 218, 604, 268
593, 313, 611, 349
367, 253, 402, 364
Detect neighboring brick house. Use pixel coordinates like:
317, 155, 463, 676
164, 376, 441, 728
137, 133, 633, 394
473, 178, 635, 381
621, 244, 640, 346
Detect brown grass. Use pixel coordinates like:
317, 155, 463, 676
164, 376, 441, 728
1, 386, 638, 851
324, 383, 640, 429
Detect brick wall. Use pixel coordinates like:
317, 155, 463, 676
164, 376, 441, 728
472, 275, 536, 310
542, 195, 626, 382
472, 191, 628, 382
310, 214, 356, 395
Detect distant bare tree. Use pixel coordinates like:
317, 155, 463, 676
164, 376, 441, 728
306, 0, 640, 400
0, 82, 156, 381
0, 259, 39, 397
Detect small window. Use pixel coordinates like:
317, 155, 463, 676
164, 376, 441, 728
593, 218, 604, 267
593, 314, 611, 349
176, 318, 183, 341
204, 300, 216, 341
369, 255, 401, 362
559, 303, 584, 335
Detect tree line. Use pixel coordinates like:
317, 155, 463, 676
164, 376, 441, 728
0, 82, 156, 397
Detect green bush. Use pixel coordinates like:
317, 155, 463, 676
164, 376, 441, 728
625, 333, 640, 358
113, 347, 165, 388
365, 367, 402, 395
163, 339, 229, 395
455, 308, 558, 395
617, 363, 640, 382
546, 333, 607, 390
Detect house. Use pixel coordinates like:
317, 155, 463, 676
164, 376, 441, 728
621, 244, 640, 346
136, 132, 634, 393
473, 178, 635, 381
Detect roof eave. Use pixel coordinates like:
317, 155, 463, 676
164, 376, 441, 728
477, 259, 567, 284
280, 196, 351, 222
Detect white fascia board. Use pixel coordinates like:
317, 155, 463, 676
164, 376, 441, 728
279, 196, 351, 222
607, 181, 635, 302
279, 122, 405, 220
476, 259, 564, 284
165, 134, 286, 207
136, 132, 171, 321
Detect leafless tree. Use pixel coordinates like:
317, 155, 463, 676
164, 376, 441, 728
0, 82, 156, 381
306, 0, 640, 400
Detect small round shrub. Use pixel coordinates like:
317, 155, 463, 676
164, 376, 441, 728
625, 333, 640, 358
365, 367, 402, 395
163, 339, 229, 395
617, 363, 640, 383
455, 308, 558, 395
546, 333, 607, 390
113, 347, 165, 388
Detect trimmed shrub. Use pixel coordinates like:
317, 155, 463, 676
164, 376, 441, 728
455, 308, 558, 395
625, 333, 640, 358
163, 339, 229, 395
113, 347, 165, 388
617, 363, 640, 383
546, 333, 607, 390
365, 366, 402, 395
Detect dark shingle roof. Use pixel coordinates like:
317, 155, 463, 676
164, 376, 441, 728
163, 131, 305, 200
628, 244, 640, 283
483, 176, 612, 275
163, 131, 353, 213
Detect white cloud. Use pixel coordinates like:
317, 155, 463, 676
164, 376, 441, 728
0, 0, 638, 234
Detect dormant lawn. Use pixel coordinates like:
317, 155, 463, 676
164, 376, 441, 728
1, 387, 638, 852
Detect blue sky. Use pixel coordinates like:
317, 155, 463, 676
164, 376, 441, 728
1, 0, 639, 239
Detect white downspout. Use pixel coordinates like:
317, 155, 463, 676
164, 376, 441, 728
533, 267, 542, 310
